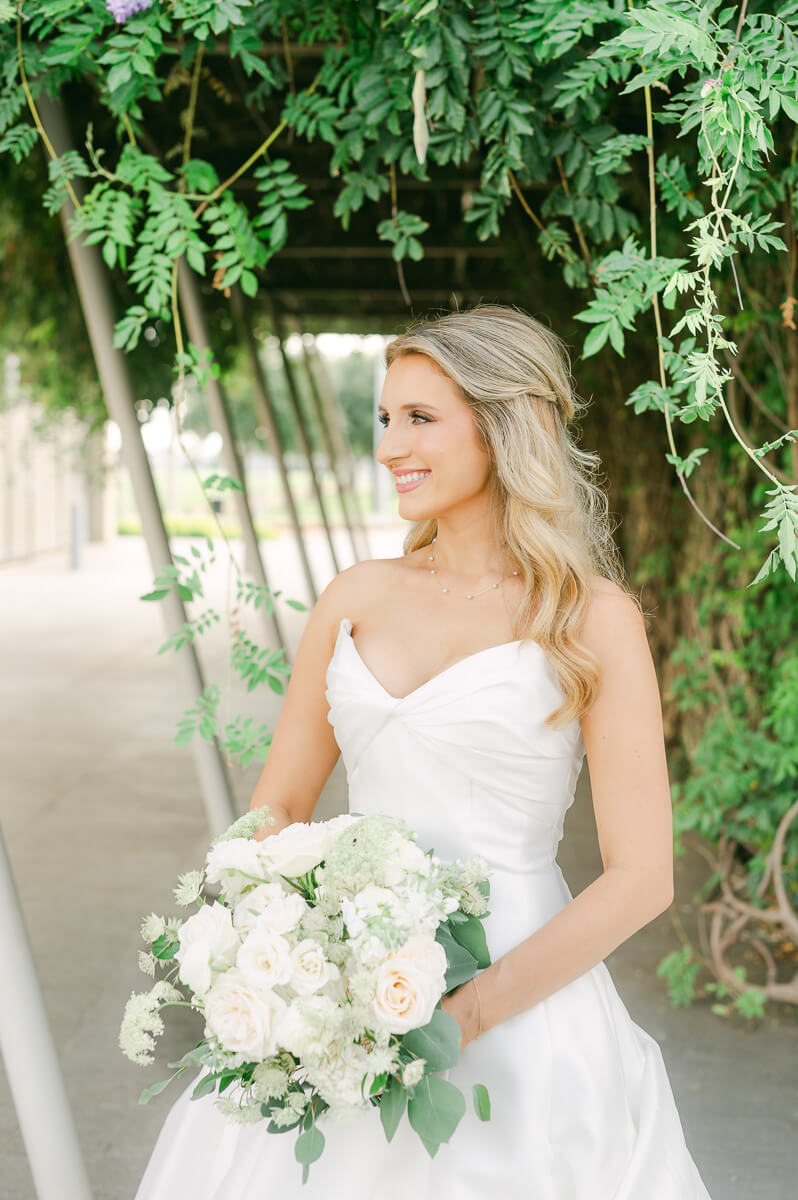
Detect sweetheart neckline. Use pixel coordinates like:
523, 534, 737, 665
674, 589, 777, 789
337, 617, 542, 703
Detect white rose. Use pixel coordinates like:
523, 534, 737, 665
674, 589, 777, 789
204, 969, 286, 1060
289, 941, 340, 996
237, 926, 293, 989
256, 821, 333, 879
321, 813, 360, 839
372, 934, 447, 1034
205, 838, 265, 897
298, 904, 330, 935
232, 883, 287, 934
256, 892, 309, 935
175, 902, 241, 997
233, 885, 308, 935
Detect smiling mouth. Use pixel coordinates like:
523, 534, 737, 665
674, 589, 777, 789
394, 471, 431, 491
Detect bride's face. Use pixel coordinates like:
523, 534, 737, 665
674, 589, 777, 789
376, 353, 493, 515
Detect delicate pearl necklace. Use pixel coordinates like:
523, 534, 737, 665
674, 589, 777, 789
426, 536, 519, 599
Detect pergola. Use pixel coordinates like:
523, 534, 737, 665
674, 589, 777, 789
3, 77, 542, 1199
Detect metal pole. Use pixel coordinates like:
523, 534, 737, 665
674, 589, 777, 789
69, 500, 83, 570
305, 337, 373, 559
38, 92, 235, 837
229, 285, 318, 605
265, 297, 341, 576
176, 259, 288, 656
0, 827, 93, 1200
288, 317, 361, 565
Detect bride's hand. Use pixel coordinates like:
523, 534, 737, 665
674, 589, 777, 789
440, 978, 481, 1051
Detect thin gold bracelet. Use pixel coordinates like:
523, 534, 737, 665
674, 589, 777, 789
472, 974, 483, 1037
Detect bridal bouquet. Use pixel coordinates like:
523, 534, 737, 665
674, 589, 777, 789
120, 807, 493, 1181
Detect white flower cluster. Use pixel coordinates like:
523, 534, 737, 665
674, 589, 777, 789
121, 811, 492, 1132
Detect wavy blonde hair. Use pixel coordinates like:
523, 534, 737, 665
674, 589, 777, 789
384, 303, 641, 729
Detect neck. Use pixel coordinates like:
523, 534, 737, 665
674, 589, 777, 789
430, 519, 513, 580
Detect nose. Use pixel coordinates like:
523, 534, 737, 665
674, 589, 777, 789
375, 423, 410, 470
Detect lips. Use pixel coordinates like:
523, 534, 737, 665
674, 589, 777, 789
394, 471, 430, 493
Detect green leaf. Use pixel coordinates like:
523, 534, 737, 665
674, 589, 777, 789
150, 933, 179, 960
378, 1074, 406, 1141
446, 913, 491, 969
581, 323, 610, 358
294, 1124, 325, 1165
139, 1078, 171, 1105
401, 1008, 461, 1071
407, 1075, 466, 1147
435, 924, 478, 989
472, 1082, 491, 1121
191, 1072, 220, 1100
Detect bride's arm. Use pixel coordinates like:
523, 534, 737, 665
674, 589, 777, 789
446, 579, 675, 1045
246, 565, 362, 840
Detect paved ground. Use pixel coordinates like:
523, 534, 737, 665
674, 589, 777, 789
0, 527, 796, 1199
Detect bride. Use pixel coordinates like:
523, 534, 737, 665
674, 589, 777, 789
135, 304, 713, 1197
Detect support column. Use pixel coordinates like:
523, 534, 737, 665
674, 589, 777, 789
305, 337, 373, 560
37, 92, 235, 836
265, 296, 340, 577
176, 259, 288, 655
0, 827, 93, 1200
229, 285, 318, 604
288, 316, 360, 565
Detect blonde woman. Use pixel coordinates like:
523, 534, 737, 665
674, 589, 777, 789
136, 304, 713, 1198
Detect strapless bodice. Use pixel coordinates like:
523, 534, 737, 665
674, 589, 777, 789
325, 617, 586, 956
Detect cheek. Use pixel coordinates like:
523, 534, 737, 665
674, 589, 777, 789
424, 418, 487, 468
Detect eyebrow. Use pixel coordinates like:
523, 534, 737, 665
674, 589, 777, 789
377, 402, 439, 413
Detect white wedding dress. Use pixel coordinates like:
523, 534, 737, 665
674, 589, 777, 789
135, 615, 713, 1199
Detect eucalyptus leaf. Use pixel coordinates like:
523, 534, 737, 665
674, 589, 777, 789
378, 1074, 406, 1142
191, 1072, 220, 1100
407, 1075, 466, 1146
138, 1077, 171, 1105
435, 924, 477, 990
294, 1125, 325, 1166
401, 1008, 461, 1071
447, 913, 491, 969
472, 1082, 491, 1121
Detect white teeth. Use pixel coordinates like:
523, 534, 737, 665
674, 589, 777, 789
396, 471, 429, 483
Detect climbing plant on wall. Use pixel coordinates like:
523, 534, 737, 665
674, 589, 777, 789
3, 0, 796, 579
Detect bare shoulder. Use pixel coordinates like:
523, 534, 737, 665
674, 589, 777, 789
303, 557, 404, 650
578, 574, 649, 660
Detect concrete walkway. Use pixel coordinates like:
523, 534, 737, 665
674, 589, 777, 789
0, 529, 795, 1199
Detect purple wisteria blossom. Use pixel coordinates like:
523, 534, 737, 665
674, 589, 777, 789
106, 0, 153, 22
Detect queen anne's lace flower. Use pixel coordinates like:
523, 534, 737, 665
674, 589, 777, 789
211, 805, 274, 845
119, 980, 182, 1064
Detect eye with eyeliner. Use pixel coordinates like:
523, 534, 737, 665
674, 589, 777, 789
377, 411, 431, 426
